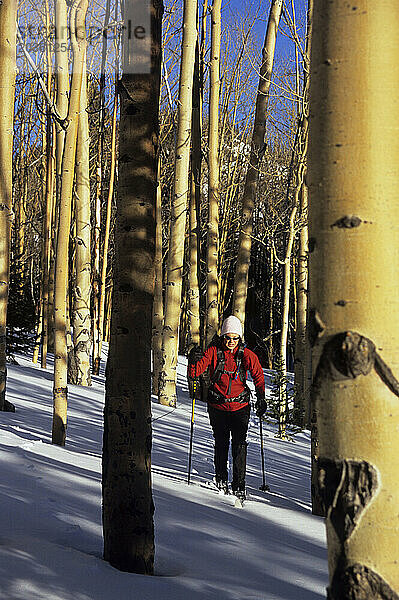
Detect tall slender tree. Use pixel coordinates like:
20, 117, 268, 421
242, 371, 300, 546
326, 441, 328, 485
92, 0, 112, 376
41, 0, 56, 370
52, 0, 88, 445
187, 0, 207, 349
0, 0, 16, 412
158, 0, 198, 407
70, 59, 92, 387
151, 158, 164, 394
277, 194, 298, 439
294, 0, 312, 427
102, 0, 163, 574
309, 1, 399, 597
232, 0, 282, 325
205, 0, 221, 344
39, 10, 56, 370
54, 0, 69, 199
96, 79, 118, 366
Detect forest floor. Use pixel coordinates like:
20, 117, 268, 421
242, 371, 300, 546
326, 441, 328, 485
0, 348, 328, 600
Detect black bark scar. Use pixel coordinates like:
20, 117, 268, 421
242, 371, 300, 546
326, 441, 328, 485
331, 215, 362, 229
328, 560, 399, 600
312, 330, 399, 397
318, 458, 379, 543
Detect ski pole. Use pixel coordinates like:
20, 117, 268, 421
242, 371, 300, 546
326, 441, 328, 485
187, 380, 197, 485
259, 416, 270, 492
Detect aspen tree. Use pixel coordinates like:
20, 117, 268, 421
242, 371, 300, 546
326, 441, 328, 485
96, 80, 118, 366
15, 102, 31, 297
158, 0, 198, 407
267, 245, 274, 368
294, 182, 310, 421
32, 111, 51, 366
71, 59, 91, 386
91, 191, 101, 374
38, 0, 56, 369
152, 159, 163, 395
45, 0, 70, 354
187, 0, 207, 349
33, 15, 54, 367
277, 200, 298, 439
279, 81, 309, 437
52, 0, 87, 445
54, 0, 69, 195
0, 0, 16, 411
39, 116, 55, 369
205, 0, 221, 344
294, 0, 312, 427
188, 180, 201, 345
308, 2, 399, 597
188, 170, 200, 345
102, 0, 162, 573
217, 29, 256, 315
232, 0, 282, 324
92, 0, 113, 376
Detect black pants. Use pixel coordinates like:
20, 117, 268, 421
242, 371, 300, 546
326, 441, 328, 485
207, 404, 250, 491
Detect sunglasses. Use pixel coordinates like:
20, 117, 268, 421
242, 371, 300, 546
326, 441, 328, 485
224, 336, 239, 341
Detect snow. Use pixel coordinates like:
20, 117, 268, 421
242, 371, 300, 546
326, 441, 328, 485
0, 349, 328, 600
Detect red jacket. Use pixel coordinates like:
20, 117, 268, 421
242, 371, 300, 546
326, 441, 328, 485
188, 344, 265, 412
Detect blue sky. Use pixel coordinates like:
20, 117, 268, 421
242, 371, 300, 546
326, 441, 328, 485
223, 0, 307, 59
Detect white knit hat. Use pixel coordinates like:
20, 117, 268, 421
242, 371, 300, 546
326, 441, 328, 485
220, 315, 243, 338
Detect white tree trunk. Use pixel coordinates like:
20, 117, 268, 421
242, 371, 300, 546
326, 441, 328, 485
158, 0, 198, 406
309, 1, 399, 595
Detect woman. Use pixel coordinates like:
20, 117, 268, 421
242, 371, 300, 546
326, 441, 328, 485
188, 316, 266, 500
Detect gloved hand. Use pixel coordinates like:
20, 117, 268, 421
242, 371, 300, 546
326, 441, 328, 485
188, 344, 203, 365
187, 345, 203, 399
255, 392, 267, 418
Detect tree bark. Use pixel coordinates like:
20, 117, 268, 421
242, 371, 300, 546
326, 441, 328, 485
277, 201, 298, 439
294, 0, 312, 429
0, 0, 16, 412
54, 0, 69, 202
294, 182, 310, 424
205, 0, 221, 344
152, 158, 164, 395
158, 0, 198, 406
102, 0, 162, 574
188, 167, 201, 346
39, 117, 55, 369
232, 0, 283, 325
92, 0, 112, 377
267, 244, 274, 368
187, 3, 206, 349
52, 0, 87, 445
308, 1, 399, 596
96, 78, 118, 368
70, 59, 92, 386
47, 0, 70, 356
40, 0, 55, 370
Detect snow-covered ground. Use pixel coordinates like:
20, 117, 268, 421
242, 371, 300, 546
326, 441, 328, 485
0, 349, 328, 600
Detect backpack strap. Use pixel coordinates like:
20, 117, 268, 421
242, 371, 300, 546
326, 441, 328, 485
210, 347, 225, 385
236, 344, 247, 385
210, 342, 247, 395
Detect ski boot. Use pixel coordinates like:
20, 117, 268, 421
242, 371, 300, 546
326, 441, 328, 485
215, 479, 229, 495
233, 488, 246, 508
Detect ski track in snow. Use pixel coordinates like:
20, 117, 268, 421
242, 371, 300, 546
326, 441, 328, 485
0, 349, 328, 600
